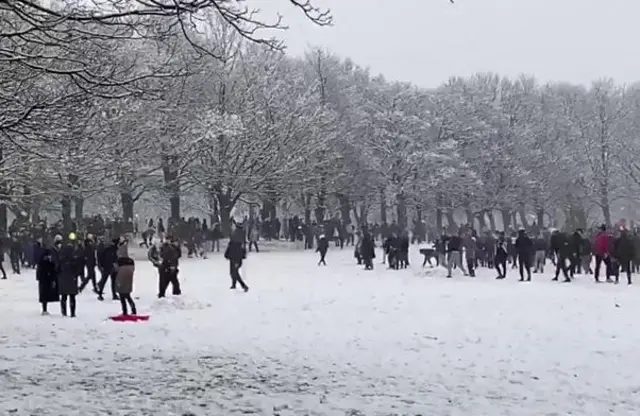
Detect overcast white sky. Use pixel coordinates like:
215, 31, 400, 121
248, 0, 639, 88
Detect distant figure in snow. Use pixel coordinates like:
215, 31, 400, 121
317, 234, 328, 266
37, 248, 59, 315
360, 231, 375, 270
515, 229, 533, 281
224, 234, 249, 292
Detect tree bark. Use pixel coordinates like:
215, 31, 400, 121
500, 208, 511, 232
396, 191, 407, 231
379, 187, 387, 224
338, 194, 351, 225
121, 192, 134, 223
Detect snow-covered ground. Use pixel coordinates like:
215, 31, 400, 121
1, 245, 640, 416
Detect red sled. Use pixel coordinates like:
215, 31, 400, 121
108, 314, 150, 322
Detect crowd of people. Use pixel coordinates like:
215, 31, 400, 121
2, 211, 638, 318
352, 224, 639, 285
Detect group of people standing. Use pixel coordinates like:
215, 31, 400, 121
35, 233, 142, 317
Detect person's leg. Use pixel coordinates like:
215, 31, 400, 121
120, 296, 128, 315
60, 294, 68, 316
127, 294, 137, 314
69, 295, 76, 317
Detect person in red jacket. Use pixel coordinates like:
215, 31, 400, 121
593, 225, 611, 283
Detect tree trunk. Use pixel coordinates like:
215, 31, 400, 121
217, 190, 235, 238
162, 154, 180, 222
600, 187, 612, 227
260, 198, 277, 222
445, 209, 456, 232
536, 208, 545, 229
517, 204, 529, 229
0, 144, 7, 232
465, 208, 474, 228
489, 210, 497, 231
338, 194, 351, 225
121, 192, 134, 223
436, 208, 443, 235
303, 192, 312, 225
359, 204, 368, 226
500, 208, 511, 232
477, 211, 487, 231
61, 195, 72, 233
396, 192, 407, 231
379, 187, 387, 224
31, 197, 41, 224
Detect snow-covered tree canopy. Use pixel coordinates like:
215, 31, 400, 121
2, 0, 640, 233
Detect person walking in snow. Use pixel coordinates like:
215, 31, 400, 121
515, 229, 533, 281
552, 232, 572, 283
224, 231, 249, 292
97, 238, 119, 301
317, 234, 329, 265
494, 232, 508, 279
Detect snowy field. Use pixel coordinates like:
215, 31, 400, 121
1, 245, 640, 416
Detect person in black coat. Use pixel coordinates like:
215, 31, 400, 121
515, 229, 534, 281
316, 234, 329, 266
55, 235, 79, 317
224, 236, 249, 292
79, 236, 98, 293
360, 231, 376, 270
37, 248, 59, 315
552, 232, 572, 283
96, 238, 119, 301
613, 230, 634, 285
9, 235, 21, 274
158, 238, 182, 297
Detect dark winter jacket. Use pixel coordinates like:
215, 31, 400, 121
33, 242, 45, 265
160, 243, 181, 270
463, 236, 476, 258
37, 249, 59, 304
55, 243, 79, 296
148, 244, 161, 266
316, 237, 329, 253
515, 233, 533, 257
97, 242, 118, 273
555, 233, 573, 258
447, 236, 462, 252
84, 240, 96, 267
533, 237, 548, 252
570, 232, 583, 255
224, 240, 246, 264
550, 232, 563, 254
360, 233, 376, 260
495, 237, 508, 260
614, 234, 635, 261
